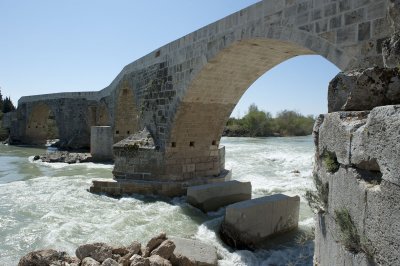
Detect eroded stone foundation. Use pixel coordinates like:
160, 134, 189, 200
313, 108, 400, 265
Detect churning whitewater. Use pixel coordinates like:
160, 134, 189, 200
0, 136, 314, 265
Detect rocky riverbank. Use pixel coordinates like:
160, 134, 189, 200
33, 151, 93, 164
18, 233, 217, 266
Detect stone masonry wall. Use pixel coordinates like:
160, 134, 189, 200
312, 26, 400, 264
313, 109, 400, 265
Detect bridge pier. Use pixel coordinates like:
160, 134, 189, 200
90, 129, 231, 196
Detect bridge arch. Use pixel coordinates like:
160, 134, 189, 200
25, 102, 59, 145
164, 26, 348, 179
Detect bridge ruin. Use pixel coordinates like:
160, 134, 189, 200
3, 0, 400, 264
7, 0, 392, 195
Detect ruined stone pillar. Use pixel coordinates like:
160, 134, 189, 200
90, 126, 113, 162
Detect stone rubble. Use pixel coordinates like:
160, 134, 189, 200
18, 234, 218, 266
34, 151, 93, 164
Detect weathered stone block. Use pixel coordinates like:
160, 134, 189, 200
313, 106, 400, 266
383, 32, 400, 68
90, 126, 113, 162
351, 105, 400, 186
388, 0, 400, 30
366, 2, 386, 20
169, 237, 217, 266
329, 15, 342, 30
336, 25, 357, 45
358, 22, 371, 41
328, 67, 400, 112
187, 180, 251, 212
318, 111, 368, 166
324, 3, 337, 17
344, 9, 365, 26
220, 194, 300, 248
339, 0, 352, 12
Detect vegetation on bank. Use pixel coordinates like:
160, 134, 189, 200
224, 104, 315, 137
0, 88, 16, 114
0, 88, 16, 141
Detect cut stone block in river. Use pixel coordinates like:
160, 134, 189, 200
220, 194, 300, 249
187, 180, 252, 212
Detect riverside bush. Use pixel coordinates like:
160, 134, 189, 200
224, 104, 315, 137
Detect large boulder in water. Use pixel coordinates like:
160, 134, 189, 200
187, 181, 251, 212
220, 194, 300, 249
18, 249, 79, 266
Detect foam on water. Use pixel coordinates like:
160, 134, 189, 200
28, 156, 114, 170
0, 136, 315, 265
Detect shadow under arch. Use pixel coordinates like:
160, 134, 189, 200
114, 78, 140, 143
25, 102, 59, 145
165, 27, 349, 177
97, 100, 111, 127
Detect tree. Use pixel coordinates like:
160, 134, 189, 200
224, 104, 315, 137
2, 96, 16, 113
0, 87, 3, 112
242, 104, 274, 136
274, 110, 314, 136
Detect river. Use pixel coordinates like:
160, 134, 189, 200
0, 136, 315, 266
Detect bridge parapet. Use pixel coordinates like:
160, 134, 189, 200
18, 91, 102, 105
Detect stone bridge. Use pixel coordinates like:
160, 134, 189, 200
7, 0, 392, 193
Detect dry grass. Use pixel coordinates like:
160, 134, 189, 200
305, 174, 329, 213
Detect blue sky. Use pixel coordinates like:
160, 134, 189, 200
0, 0, 340, 117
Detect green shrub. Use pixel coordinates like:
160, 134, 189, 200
224, 104, 315, 137
323, 151, 339, 173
